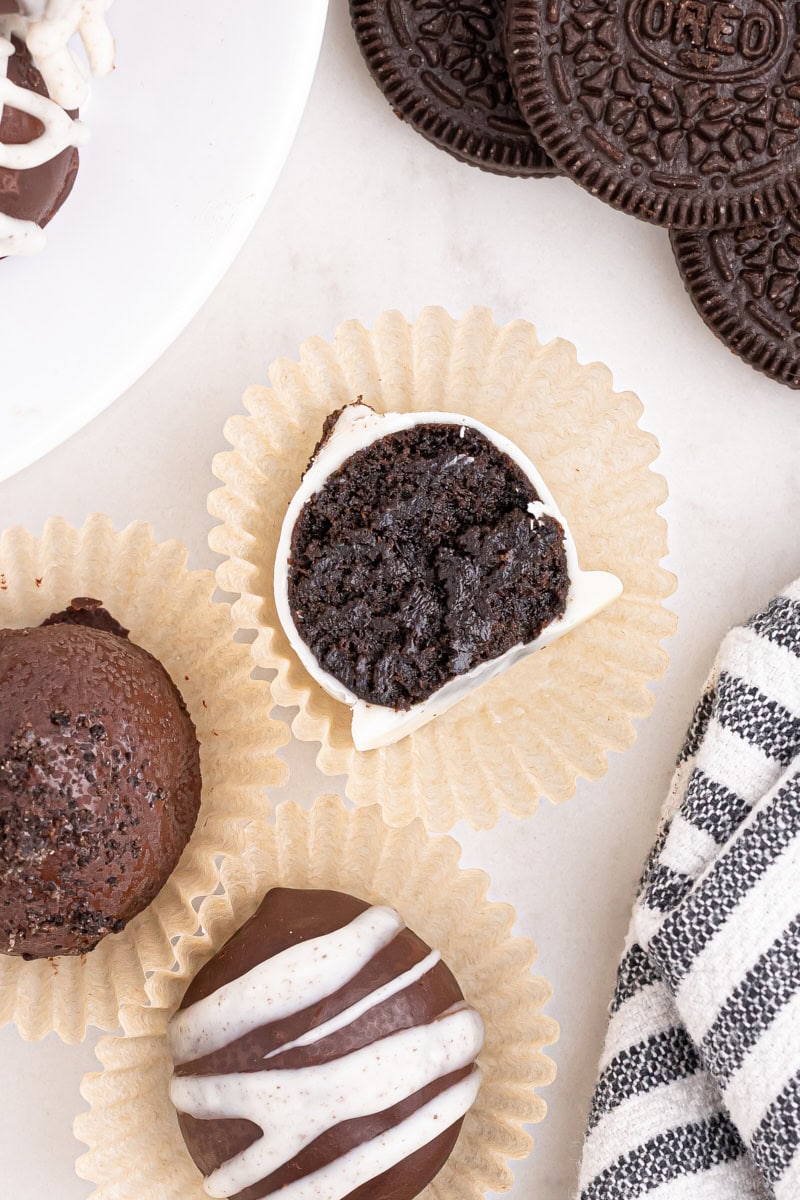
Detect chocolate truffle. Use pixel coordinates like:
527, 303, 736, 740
275, 403, 622, 750
0, 34, 82, 255
169, 888, 484, 1200
0, 598, 202, 958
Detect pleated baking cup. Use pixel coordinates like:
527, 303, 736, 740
0, 515, 289, 1042
75, 796, 558, 1200
209, 306, 677, 831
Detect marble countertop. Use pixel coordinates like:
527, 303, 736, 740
2, 6, 799, 1199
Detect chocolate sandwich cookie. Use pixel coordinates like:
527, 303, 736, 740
672, 208, 800, 385
349, 0, 555, 176
507, 0, 800, 227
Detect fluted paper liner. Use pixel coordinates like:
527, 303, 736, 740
209, 306, 677, 831
75, 797, 558, 1200
0, 515, 288, 1042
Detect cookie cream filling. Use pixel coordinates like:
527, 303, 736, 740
275, 404, 623, 752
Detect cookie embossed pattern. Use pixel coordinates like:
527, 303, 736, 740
672, 206, 800, 383
506, 0, 800, 226
350, 0, 555, 176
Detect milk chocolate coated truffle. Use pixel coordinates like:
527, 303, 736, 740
0, 36, 79, 243
169, 888, 484, 1200
0, 598, 202, 958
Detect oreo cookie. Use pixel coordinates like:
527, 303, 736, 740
349, 0, 555, 177
672, 210, 800, 386
506, 0, 800, 227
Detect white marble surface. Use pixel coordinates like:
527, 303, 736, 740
2, 5, 800, 1199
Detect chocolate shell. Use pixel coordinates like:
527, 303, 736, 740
169, 888, 484, 1200
0, 36, 79, 238
0, 599, 201, 958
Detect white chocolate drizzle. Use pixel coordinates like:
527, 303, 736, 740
0, 209, 46, 254
247, 1072, 483, 1200
0, 38, 45, 254
274, 404, 624, 751
0, 36, 86, 169
172, 1007, 484, 1198
168, 905, 405, 1066
1, 0, 114, 109
0, 1, 114, 256
168, 903, 485, 1200
262, 947, 442, 1061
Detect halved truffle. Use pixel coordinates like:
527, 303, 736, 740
169, 887, 484, 1200
0, 598, 202, 958
275, 403, 622, 750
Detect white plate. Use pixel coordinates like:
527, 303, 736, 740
0, 0, 328, 483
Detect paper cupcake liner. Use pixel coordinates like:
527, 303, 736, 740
209, 306, 677, 832
0, 515, 288, 1042
74, 796, 558, 1200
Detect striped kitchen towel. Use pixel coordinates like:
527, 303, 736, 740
578, 580, 800, 1200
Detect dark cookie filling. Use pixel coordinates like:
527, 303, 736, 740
288, 422, 570, 709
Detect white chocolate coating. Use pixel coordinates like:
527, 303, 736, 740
274, 405, 623, 751
168, 902, 485, 1200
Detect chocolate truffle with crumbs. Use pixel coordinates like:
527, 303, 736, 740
0, 598, 202, 958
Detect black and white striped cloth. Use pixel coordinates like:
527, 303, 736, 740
578, 581, 800, 1200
